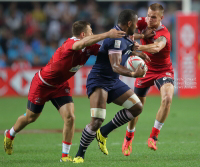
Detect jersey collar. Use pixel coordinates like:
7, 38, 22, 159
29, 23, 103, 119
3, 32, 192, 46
114, 25, 134, 43
70, 36, 80, 40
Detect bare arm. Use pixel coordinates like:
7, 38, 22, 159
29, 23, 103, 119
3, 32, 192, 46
109, 52, 145, 78
72, 29, 125, 50
134, 33, 144, 40
134, 28, 156, 40
136, 36, 167, 54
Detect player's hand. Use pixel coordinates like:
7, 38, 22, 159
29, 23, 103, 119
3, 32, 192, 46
108, 29, 126, 38
132, 63, 146, 78
135, 52, 151, 63
133, 41, 139, 50
142, 28, 156, 39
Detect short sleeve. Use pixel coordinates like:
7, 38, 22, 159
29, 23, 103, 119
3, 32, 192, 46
137, 17, 147, 32
65, 38, 79, 51
154, 28, 170, 43
107, 38, 124, 53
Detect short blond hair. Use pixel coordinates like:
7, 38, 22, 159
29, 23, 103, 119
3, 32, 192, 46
149, 3, 164, 16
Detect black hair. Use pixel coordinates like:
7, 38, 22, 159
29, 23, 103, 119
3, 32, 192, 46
118, 9, 137, 25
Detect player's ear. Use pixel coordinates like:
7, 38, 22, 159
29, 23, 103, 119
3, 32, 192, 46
161, 15, 164, 20
80, 32, 85, 38
128, 21, 132, 28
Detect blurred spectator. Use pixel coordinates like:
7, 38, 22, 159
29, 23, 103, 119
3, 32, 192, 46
32, 2, 46, 23
5, 3, 23, 31
0, 1, 187, 67
47, 20, 61, 41
0, 46, 6, 68
43, 2, 61, 20
0, 5, 5, 27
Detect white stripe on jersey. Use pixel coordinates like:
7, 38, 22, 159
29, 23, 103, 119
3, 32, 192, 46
38, 71, 54, 87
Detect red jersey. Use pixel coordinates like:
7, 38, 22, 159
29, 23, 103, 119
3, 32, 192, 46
137, 17, 172, 71
40, 37, 100, 86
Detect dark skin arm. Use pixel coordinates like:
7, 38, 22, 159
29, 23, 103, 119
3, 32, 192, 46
109, 52, 146, 78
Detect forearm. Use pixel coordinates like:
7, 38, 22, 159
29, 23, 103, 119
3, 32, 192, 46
73, 32, 109, 50
83, 32, 109, 47
134, 33, 144, 40
112, 64, 134, 77
137, 43, 160, 54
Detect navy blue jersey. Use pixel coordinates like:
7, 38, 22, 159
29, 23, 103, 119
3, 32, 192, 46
89, 25, 134, 80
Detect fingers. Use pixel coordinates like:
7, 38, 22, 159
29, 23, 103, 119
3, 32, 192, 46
142, 53, 151, 62
138, 63, 143, 68
134, 41, 139, 45
109, 29, 126, 38
117, 30, 126, 38
118, 30, 126, 35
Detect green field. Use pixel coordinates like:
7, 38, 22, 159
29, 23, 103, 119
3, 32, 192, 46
0, 96, 200, 167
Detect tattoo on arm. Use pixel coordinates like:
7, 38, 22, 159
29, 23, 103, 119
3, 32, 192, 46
155, 36, 167, 45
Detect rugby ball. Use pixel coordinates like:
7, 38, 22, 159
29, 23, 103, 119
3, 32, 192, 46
125, 56, 147, 72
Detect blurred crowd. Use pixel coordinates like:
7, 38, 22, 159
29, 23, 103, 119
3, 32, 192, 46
0, 0, 199, 68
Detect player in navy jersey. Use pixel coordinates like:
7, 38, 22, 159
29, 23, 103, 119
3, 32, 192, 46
73, 10, 150, 163
3, 20, 125, 162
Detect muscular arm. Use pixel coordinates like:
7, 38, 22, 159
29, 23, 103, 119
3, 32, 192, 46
134, 28, 156, 40
137, 36, 167, 54
109, 52, 135, 77
72, 29, 125, 51
134, 33, 144, 40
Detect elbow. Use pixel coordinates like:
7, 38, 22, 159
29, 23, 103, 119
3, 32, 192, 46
151, 47, 160, 54
111, 64, 118, 73
73, 42, 86, 50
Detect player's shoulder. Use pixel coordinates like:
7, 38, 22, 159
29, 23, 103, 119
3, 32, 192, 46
63, 37, 80, 48
67, 37, 80, 43
156, 25, 170, 38
159, 25, 170, 34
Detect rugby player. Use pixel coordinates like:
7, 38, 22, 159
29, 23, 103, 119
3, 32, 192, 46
3, 20, 126, 162
122, 3, 174, 156
73, 10, 149, 163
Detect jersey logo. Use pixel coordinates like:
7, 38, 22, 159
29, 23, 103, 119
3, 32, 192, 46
65, 88, 70, 94
69, 65, 83, 72
82, 47, 86, 52
124, 50, 132, 55
163, 77, 167, 81
35, 98, 41, 103
86, 49, 91, 56
166, 72, 171, 76
114, 40, 121, 48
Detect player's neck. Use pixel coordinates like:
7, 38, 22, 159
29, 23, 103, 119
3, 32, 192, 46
149, 22, 162, 30
74, 35, 82, 40
117, 24, 128, 35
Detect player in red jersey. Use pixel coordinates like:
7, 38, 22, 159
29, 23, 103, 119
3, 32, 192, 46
122, 3, 174, 155
3, 20, 126, 161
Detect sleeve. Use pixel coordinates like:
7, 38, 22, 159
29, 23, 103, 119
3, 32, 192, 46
154, 29, 170, 43
137, 17, 147, 32
87, 44, 101, 56
107, 38, 123, 55
154, 29, 171, 51
66, 38, 79, 51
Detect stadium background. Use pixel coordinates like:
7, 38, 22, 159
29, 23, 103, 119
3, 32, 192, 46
0, 1, 200, 167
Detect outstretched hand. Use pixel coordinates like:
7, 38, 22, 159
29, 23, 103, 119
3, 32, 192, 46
143, 27, 156, 39
108, 29, 126, 38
